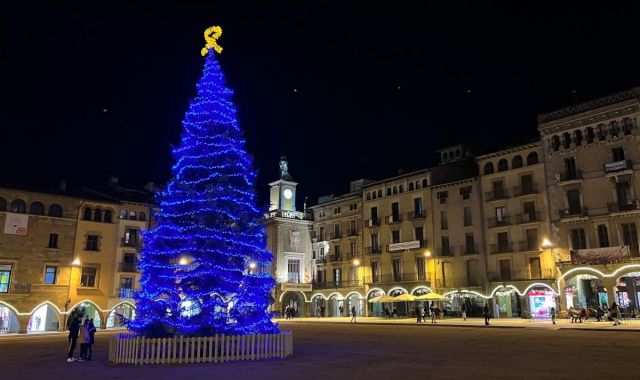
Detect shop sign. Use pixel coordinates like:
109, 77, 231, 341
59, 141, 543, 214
281, 283, 312, 292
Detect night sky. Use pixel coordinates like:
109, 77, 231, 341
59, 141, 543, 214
2, 2, 640, 207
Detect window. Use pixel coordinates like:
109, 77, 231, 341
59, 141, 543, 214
0, 264, 12, 293
312, 250, 317, 260
523, 201, 536, 221
48, 233, 59, 248
437, 191, 448, 204
621, 223, 639, 255
334, 207, 341, 214
495, 206, 507, 222
416, 180, 421, 189
441, 236, 450, 256
416, 257, 426, 280
497, 159, 508, 172
371, 261, 380, 283
334, 246, 340, 260
371, 233, 379, 250
422, 179, 428, 188
319, 227, 325, 241
122, 253, 137, 272
512, 155, 523, 169
497, 232, 509, 251
570, 229, 586, 250
567, 189, 581, 213
86, 235, 99, 251
377, 190, 382, 198
586, 127, 595, 143
612, 147, 625, 162
333, 268, 341, 287
83, 207, 92, 221
93, 209, 102, 222
399, 184, 404, 193
120, 209, 128, 219
30, 202, 45, 215
597, 225, 610, 247
463, 207, 472, 227
415, 227, 424, 244
350, 242, 356, 256
387, 188, 392, 196
287, 259, 300, 283
80, 267, 97, 287
499, 259, 512, 281
413, 197, 424, 216
440, 211, 448, 230
391, 230, 400, 244
129, 210, 137, 220
48, 204, 63, 217
392, 259, 402, 282
551, 135, 560, 151
44, 266, 57, 284
352, 203, 358, 211
575, 130, 583, 146
10, 199, 26, 213
529, 257, 542, 279
104, 210, 113, 223
372, 191, 376, 199
564, 157, 577, 179
0, 197, 6, 211
393, 186, 398, 195
460, 186, 472, 200
623, 118, 635, 135
350, 220, 356, 235
320, 246, 325, 258
125, 229, 139, 246
334, 223, 340, 238
366, 192, 371, 201
465, 233, 475, 254
526, 229, 538, 251
526, 152, 539, 165
391, 202, 400, 222
519, 174, 533, 194
484, 162, 494, 175
493, 180, 506, 198
409, 182, 414, 191
370, 206, 378, 225
562, 132, 571, 149
466, 259, 479, 286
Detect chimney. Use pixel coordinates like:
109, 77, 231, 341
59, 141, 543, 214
58, 180, 67, 192
108, 176, 119, 187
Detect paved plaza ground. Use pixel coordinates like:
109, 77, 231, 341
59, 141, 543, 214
1, 319, 639, 380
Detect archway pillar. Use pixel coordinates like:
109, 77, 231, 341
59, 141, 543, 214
16, 314, 30, 334
601, 277, 618, 307
58, 313, 68, 332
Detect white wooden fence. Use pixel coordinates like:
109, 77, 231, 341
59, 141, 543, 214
109, 330, 293, 365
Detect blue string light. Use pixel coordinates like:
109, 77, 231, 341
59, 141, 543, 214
129, 49, 278, 337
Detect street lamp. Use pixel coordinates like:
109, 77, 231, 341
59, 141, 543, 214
423, 250, 436, 292
541, 238, 553, 249
65, 258, 81, 312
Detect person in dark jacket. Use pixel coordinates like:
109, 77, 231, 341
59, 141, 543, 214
87, 319, 97, 361
483, 303, 490, 325
67, 314, 83, 362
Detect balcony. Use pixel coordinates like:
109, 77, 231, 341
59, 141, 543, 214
386, 240, 428, 252
366, 218, 380, 227
119, 262, 139, 273
518, 241, 540, 252
513, 184, 538, 197
489, 243, 513, 254
329, 232, 342, 240
348, 229, 359, 237
118, 288, 136, 299
312, 280, 362, 289
120, 237, 142, 248
315, 256, 328, 264
485, 188, 509, 201
365, 246, 382, 254
365, 273, 429, 284
559, 207, 588, 219
385, 214, 402, 224
436, 246, 454, 257
607, 201, 640, 213
604, 159, 632, 174
559, 170, 583, 182
330, 255, 342, 263
516, 212, 541, 224
6, 282, 31, 294
487, 217, 510, 228
459, 245, 479, 255
408, 210, 426, 219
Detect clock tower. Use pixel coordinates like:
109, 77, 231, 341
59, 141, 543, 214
269, 155, 297, 212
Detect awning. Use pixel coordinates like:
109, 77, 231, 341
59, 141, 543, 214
414, 293, 448, 301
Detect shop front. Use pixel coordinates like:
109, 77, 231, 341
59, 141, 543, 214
447, 292, 485, 317
367, 290, 384, 317
346, 293, 364, 316
615, 272, 640, 312
106, 303, 136, 328
526, 287, 557, 319
493, 288, 521, 318
28, 304, 59, 332
0, 304, 19, 333
564, 274, 608, 309
68, 302, 102, 329
311, 295, 325, 317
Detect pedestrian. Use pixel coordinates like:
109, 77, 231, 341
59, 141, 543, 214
416, 306, 422, 323
550, 306, 556, 325
284, 305, 290, 320
392, 307, 397, 318
430, 304, 437, 324
483, 303, 490, 326
87, 319, 97, 361
351, 305, 357, 323
316, 305, 321, 318
384, 307, 390, 318
421, 305, 427, 323
321, 305, 326, 318
339, 305, 344, 317
610, 302, 621, 326
66, 314, 83, 362
580, 307, 587, 322
78, 319, 90, 361
461, 303, 467, 321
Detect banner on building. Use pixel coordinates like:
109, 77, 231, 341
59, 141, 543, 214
3, 213, 29, 235
388, 240, 421, 252
570, 245, 630, 265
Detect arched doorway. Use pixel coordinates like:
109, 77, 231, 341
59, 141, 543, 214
328, 294, 343, 317
106, 303, 136, 328
525, 286, 557, 319
565, 274, 606, 309
614, 271, 640, 312
28, 304, 59, 332
493, 287, 520, 318
389, 288, 408, 316
367, 289, 384, 317
282, 292, 302, 317
0, 303, 20, 334
68, 302, 101, 329
346, 293, 364, 316
311, 295, 325, 317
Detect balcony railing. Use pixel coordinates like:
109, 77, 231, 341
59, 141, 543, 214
330, 255, 342, 262
121, 237, 142, 248
119, 262, 139, 273
487, 217, 510, 228
329, 232, 342, 240
488, 269, 554, 282
7, 282, 31, 294
559, 207, 588, 219
366, 218, 380, 227
365, 273, 429, 284
513, 184, 538, 197
485, 188, 509, 201
408, 210, 426, 219
118, 288, 136, 299
518, 241, 540, 252
436, 246, 453, 257
312, 280, 362, 289
365, 246, 382, 254
489, 243, 513, 254
385, 214, 402, 224
604, 159, 632, 173
348, 229, 359, 237
516, 212, 541, 224
607, 201, 640, 213
459, 245, 479, 255
559, 170, 583, 182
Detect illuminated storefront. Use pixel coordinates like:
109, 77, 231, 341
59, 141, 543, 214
0, 305, 19, 333
564, 274, 608, 309
527, 288, 556, 318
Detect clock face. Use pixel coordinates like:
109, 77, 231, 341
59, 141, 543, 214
283, 188, 293, 200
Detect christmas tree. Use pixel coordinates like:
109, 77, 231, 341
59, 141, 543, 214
130, 26, 278, 337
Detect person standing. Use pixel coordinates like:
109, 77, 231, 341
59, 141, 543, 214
316, 305, 321, 318
321, 305, 326, 318
430, 303, 437, 324
339, 305, 344, 317
66, 314, 83, 362
351, 305, 357, 324
78, 319, 90, 361
550, 306, 556, 325
610, 302, 621, 326
461, 303, 467, 321
87, 319, 97, 361
483, 303, 490, 326
416, 306, 422, 323
284, 305, 290, 320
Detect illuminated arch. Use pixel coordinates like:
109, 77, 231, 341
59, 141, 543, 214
489, 285, 520, 297
0, 300, 20, 315
410, 285, 433, 295
387, 287, 408, 296
522, 283, 558, 296
610, 264, 640, 279
326, 292, 345, 300
344, 291, 364, 299
443, 290, 491, 299
27, 301, 62, 317
68, 299, 104, 313
109, 301, 136, 312
366, 288, 385, 298
278, 291, 310, 303
311, 293, 327, 301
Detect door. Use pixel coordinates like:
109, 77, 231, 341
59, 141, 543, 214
567, 190, 581, 213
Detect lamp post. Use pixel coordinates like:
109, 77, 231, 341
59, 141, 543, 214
424, 250, 435, 293
65, 258, 81, 313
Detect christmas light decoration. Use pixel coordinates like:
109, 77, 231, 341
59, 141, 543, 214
130, 26, 278, 337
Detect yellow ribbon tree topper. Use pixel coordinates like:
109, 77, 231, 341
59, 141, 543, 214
201, 25, 223, 56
